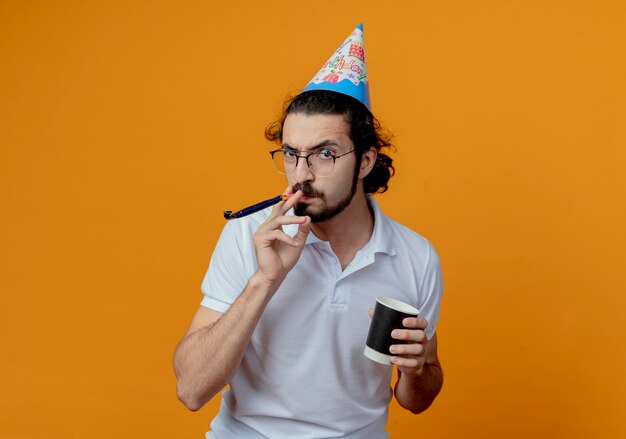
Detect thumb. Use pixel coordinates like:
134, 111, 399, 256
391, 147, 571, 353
293, 216, 311, 246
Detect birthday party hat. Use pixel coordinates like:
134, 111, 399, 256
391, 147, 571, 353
302, 23, 371, 111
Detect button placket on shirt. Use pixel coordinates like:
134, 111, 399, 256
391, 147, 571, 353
314, 242, 378, 309
329, 255, 345, 308
334, 253, 377, 308
314, 242, 344, 308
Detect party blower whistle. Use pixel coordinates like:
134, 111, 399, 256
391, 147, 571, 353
224, 193, 294, 220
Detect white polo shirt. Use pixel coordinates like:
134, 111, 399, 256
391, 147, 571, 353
200, 197, 443, 439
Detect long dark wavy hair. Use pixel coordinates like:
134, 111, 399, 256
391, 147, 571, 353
265, 90, 395, 194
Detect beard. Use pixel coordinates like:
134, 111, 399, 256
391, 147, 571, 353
292, 167, 360, 223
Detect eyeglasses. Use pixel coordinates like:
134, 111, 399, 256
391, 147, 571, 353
269, 148, 355, 177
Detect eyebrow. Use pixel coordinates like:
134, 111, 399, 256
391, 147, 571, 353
282, 140, 342, 152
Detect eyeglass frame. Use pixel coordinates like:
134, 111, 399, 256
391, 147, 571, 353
269, 148, 356, 176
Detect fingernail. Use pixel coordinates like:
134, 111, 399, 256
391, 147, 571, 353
391, 330, 400, 338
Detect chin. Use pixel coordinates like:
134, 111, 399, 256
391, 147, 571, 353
295, 200, 352, 223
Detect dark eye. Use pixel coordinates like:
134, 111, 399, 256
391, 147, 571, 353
318, 149, 335, 160
284, 150, 298, 159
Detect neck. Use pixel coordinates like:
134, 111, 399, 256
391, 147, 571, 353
310, 188, 374, 270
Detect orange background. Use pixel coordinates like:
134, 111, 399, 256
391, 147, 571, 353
1, 1, 625, 438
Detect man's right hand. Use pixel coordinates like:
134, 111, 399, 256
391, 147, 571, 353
176, 188, 311, 411
252, 188, 311, 287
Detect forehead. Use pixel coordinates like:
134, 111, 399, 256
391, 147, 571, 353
282, 113, 351, 150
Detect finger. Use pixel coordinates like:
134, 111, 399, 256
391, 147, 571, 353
264, 214, 308, 230
293, 216, 311, 245
259, 229, 301, 247
389, 343, 425, 356
390, 356, 421, 369
391, 328, 426, 343
275, 189, 303, 213
367, 308, 374, 319
268, 189, 302, 218
401, 316, 428, 329
282, 189, 304, 212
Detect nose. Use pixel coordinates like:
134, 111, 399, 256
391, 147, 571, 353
292, 155, 315, 183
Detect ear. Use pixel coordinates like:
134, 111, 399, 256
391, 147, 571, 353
358, 147, 378, 179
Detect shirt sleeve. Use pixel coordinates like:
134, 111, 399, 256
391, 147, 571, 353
200, 219, 257, 313
418, 240, 444, 340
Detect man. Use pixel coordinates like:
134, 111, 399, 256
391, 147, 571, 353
174, 25, 443, 438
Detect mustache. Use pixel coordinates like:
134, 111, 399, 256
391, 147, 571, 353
292, 182, 323, 198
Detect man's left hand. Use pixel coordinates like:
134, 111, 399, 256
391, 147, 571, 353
368, 309, 430, 376
389, 316, 429, 376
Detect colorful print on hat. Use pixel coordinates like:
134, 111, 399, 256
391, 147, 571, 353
302, 23, 371, 111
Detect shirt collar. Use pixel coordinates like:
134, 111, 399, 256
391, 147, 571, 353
362, 196, 396, 256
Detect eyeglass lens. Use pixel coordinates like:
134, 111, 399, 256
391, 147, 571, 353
272, 151, 335, 177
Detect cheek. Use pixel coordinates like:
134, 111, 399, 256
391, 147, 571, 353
326, 176, 351, 198
285, 172, 298, 186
